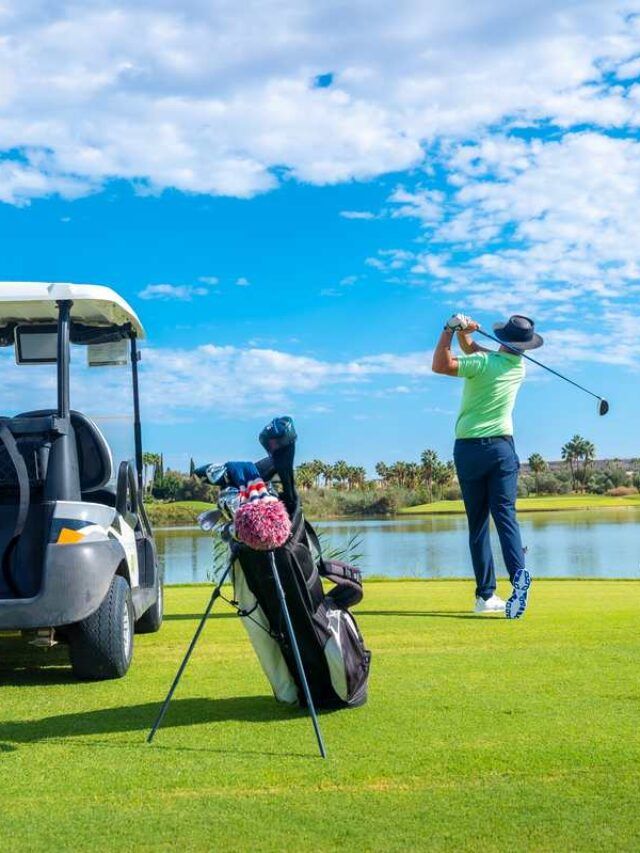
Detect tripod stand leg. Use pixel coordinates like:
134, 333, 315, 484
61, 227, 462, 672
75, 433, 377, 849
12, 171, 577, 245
268, 551, 327, 759
147, 560, 233, 744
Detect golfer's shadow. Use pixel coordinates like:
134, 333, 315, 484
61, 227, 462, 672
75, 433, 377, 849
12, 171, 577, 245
0, 696, 293, 748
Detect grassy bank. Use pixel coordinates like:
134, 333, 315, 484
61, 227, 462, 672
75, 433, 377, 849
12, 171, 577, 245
401, 492, 640, 515
146, 500, 215, 526
147, 492, 640, 526
1, 581, 638, 851
146, 489, 413, 526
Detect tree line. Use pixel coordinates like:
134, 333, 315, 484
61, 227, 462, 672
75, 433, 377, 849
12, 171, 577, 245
143, 436, 640, 504
526, 435, 639, 496
296, 450, 457, 502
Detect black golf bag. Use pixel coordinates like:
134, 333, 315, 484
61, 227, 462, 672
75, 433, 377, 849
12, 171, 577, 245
233, 504, 371, 710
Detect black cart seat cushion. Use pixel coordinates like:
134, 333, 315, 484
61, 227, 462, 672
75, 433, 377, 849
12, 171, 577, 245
17, 409, 113, 493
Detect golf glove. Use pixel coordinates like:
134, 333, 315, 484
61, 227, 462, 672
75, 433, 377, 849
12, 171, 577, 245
445, 313, 471, 332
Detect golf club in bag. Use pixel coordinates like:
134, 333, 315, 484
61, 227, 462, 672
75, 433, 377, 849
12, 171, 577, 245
476, 327, 610, 416
147, 417, 371, 757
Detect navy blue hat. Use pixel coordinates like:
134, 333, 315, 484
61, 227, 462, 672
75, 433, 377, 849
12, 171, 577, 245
493, 315, 543, 351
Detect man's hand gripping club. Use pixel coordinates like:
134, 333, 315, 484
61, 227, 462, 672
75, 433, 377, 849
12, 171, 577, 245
433, 313, 480, 375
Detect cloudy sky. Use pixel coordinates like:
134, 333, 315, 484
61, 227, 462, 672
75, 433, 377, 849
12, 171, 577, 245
1, 0, 639, 470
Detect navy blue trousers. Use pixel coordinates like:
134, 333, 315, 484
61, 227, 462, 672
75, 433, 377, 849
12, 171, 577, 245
453, 436, 526, 600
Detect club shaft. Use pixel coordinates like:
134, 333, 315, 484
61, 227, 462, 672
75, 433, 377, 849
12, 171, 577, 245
268, 552, 327, 759
476, 329, 603, 402
147, 560, 233, 744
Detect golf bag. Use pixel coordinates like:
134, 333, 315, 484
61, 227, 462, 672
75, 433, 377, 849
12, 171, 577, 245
233, 505, 371, 710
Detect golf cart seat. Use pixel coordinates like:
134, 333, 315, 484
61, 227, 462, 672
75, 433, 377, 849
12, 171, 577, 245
0, 410, 114, 598
16, 409, 113, 494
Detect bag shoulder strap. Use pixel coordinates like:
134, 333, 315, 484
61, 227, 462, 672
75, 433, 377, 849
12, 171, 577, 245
0, 421, 30, 596
304, 519, 362, 587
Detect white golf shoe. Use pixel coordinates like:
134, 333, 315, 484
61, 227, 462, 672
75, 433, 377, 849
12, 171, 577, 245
505, 569, 532, 619
474, 594, 505, 614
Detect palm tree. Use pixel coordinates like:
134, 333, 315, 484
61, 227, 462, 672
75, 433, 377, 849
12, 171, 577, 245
406, 462, 420, 490
562, 435, 596, 492
309, 459, 324, 488
561, 436, 581, 491
375, 462, 389, 487
577, 439, 596, 492
295, 463, 315, 490
333, 460, 349, 489
322, 463, 334, 488
433, 460, 455, 498
528, 452, 547, 494
420, 449, 439, 502
348, 466, 367, 490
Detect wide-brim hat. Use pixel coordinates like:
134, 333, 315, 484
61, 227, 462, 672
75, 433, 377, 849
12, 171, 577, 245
493, 315, 543, 351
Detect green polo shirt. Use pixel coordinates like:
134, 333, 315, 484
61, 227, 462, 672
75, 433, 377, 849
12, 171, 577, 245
455, 351, 525, 439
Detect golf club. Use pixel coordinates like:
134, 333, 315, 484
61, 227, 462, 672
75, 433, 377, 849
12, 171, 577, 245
476, 328, 609, 417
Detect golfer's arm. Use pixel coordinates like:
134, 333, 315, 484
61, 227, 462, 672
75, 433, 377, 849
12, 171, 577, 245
432, 329, 459, 376
457, 332, 488, 354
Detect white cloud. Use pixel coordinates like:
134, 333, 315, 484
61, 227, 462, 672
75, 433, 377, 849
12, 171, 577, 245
1, 1, 640, 203
388, 186, 444, 224
137, 343, 434, 416
0, 159, 94, 205
235, 277, 250, 287
138, 283, 208, 300
616, 57, 640, 79
198, 276, 219, 286
340, 210, 376, 219
372, 131, 640, 366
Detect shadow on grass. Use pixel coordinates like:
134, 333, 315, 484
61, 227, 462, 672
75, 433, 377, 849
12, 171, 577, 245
163, 612, 237, 621
358, 610, 499, 621
0, 634, 74, 686
0, 696, 297, 748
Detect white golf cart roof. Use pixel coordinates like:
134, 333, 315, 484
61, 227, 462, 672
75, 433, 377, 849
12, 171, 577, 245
0, 282, 145, 339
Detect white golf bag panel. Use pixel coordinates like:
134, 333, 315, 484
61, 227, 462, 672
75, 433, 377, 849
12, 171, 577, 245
232, 561, 298, 705
233, 510, 371, 710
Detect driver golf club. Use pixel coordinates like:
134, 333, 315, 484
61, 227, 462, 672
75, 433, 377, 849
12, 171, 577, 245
476, 328, 609, 417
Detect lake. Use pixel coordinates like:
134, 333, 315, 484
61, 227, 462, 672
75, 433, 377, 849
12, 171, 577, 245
155, 508, 640, 584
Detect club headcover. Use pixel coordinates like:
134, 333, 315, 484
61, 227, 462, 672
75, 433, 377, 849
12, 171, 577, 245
234, 499, 292, 551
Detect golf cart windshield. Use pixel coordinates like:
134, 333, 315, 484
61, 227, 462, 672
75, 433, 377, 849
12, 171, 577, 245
0, 283, 145, 491
1, 340, 136, 489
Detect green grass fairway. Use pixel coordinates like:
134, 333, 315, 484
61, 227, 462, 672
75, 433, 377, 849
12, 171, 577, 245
146, 500, 216, 526
1, 581, 639, 851
401, 493, 640, 515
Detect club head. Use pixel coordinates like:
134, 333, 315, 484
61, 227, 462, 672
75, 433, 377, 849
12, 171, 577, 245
598, 399, 609, 416
259, 416, 297, 454
197, 509, 222, 531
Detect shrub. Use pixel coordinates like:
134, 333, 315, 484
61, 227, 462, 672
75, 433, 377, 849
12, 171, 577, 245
443, 485, 462, 501
607, 486, 639, 497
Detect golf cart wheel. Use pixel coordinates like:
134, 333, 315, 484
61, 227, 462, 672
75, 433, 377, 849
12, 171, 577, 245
68, 574, 134, 680
135, 576, 164, 634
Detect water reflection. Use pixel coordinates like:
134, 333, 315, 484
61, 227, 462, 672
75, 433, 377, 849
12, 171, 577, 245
155, 509, 640, 584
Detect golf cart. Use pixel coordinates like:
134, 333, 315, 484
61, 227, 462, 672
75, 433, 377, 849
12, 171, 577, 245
0, 283, 163, 680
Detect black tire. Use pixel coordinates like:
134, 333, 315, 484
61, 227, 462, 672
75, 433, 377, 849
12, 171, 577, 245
135, 575, 164, 634
68, 574, 134, 680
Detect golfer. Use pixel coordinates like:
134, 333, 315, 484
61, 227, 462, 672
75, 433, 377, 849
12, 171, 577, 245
432, 314, 542, 618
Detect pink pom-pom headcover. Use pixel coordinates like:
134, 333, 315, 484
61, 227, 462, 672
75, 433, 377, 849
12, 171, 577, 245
235, 499, 292, 551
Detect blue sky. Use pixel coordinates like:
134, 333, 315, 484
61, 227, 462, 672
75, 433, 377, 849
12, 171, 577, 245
1, 1, 640, 472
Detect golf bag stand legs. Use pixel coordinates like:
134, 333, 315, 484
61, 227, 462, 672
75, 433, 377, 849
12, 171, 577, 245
147, 559, 233, 744
268, 551, 327, 759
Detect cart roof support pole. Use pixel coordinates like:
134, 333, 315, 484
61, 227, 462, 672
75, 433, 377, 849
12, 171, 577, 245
130, 335, 144, 494
56, 300, 72, 419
